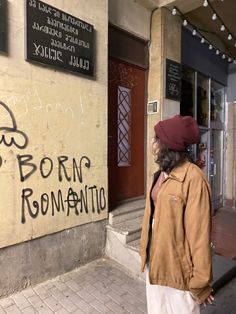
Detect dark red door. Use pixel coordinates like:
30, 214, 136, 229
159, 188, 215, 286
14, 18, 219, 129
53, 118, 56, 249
108, 57, 145, 204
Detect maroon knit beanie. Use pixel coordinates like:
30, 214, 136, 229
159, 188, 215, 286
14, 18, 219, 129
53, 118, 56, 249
154, 115, 200, 151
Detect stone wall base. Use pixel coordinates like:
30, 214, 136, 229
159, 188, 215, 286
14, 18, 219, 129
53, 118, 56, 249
0, 220, 107, 297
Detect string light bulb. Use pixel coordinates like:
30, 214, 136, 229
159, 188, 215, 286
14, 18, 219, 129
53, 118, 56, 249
172, 8, 177, 15
201, 38, 205, 43
220, 25, 225, 31
212, 13, 217, 20
228, 34, 232, 40
203, 0, 208, 7
234, 42, 236, 47
216, 50, 220, 55
183, 19, 188, 26
209, 44, 213, 50
222, 54, 226, 59
228, 57, 232, 62
192, 29, 197, 36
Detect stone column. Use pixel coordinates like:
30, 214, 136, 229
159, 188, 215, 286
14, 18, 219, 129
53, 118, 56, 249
225, 101, 236, 208
146, 7, 181, 178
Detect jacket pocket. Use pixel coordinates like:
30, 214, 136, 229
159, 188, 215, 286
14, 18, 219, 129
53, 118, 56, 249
177, 245, 192, 277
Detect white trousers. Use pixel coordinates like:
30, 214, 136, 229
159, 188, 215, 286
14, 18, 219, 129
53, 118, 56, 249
146, 270, 200, 314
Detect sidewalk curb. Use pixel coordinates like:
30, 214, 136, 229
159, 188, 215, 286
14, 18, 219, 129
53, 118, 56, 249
212, 264, 236, 294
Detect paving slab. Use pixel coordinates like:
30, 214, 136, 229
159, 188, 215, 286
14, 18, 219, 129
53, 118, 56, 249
0, 258, 146, 314
0, 257, 235, 313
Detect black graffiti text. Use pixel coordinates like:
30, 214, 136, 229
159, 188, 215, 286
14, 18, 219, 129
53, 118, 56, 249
17, 155, 91, 183
21, 185, 106, 223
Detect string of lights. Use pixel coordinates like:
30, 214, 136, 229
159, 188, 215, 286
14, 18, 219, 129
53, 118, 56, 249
171, 1, 236, 64
204, 0, 236, 45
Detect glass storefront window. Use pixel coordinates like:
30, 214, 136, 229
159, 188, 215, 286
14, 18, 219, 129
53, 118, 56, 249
180, 66, 225, 210
210, 130, 223, 199
180, 66, 195, 117
196, 129, 209, 177
210, 81, 224, 124
197, 74, 209, 127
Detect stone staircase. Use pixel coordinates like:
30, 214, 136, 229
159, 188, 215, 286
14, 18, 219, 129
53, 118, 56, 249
105, 198, 145, 280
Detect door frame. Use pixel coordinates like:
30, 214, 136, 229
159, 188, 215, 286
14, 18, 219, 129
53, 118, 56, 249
108, 25, 149, 207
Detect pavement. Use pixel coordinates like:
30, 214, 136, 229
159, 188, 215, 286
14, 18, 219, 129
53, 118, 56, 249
0, 258, 146, 314
0, 257, 235, 314
201, 277, 236, 314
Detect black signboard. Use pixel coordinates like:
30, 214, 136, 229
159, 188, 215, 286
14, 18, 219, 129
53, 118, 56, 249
165, 58, 182, 101
0, 0, 7, 53
25, 0, 94, 76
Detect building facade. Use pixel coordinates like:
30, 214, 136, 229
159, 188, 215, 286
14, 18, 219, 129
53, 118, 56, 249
0, 0, 235, 295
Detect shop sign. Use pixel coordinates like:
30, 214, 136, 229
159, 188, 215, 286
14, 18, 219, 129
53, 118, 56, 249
25, 0, 94, 76
0, 0, 7, 53
165, 59, 182, 101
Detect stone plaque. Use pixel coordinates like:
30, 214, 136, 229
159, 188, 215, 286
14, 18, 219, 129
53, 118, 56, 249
25, 0, 94, 76
0, 0, 7, 53
165, 58, 182, 101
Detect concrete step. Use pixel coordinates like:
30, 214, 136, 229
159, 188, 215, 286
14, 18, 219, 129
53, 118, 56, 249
109, 198, 145, 225
106, 201, 145, 280
126, 238, 140, 253
105, 226, 145, 281
106, 215, 143, 244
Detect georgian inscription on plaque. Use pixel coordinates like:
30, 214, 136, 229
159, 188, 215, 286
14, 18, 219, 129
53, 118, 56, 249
25, 0, 94, 76
165, 59, 182, 101
0, 0, 7, 53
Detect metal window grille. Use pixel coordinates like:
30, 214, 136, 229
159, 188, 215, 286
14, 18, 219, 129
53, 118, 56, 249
117, 86, 131, 167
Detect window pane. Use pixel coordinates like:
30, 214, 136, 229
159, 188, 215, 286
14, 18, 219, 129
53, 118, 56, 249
197, 74, 209, 127
180, 66, 195, 117
211, 81, 224, 123
210, 130, 223, 197
117, 86, 131, 167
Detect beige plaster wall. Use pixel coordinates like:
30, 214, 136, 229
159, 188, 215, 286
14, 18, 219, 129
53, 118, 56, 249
0, 0, 108, 248
146, 8, 181, 178
225, 101, 236, 203
108, 0, 151, 40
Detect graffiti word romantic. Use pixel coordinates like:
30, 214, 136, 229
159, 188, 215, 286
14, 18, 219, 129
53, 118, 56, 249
21, 185, 106, 224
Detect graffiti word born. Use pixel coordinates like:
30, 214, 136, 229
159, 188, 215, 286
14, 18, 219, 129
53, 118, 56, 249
17, 154, 90, 182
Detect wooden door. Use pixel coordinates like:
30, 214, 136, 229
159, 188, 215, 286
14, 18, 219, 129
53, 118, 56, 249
108, 57, 145, 204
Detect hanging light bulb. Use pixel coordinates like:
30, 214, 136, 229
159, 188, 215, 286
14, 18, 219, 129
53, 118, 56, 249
220, 24, 225, 31
228, 34, 232, 40
222, 54, 226, 59
203, 0, 208, 7
228, 57, 232, 62
216, 50, 220, 55
209, 44, 213, 50
172, 8, 177, 15
212, 13, 217, 20
192, 29, 197, 36
234, 60, 236, 64
234, 42, 236, 47
201, 37, 205, 43
183, 19, 188, 26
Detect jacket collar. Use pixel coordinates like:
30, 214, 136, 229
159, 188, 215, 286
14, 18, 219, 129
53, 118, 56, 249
168, 161, 191, 182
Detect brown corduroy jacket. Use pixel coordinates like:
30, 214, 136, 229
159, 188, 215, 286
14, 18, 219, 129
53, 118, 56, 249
140, 161, 213, 305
